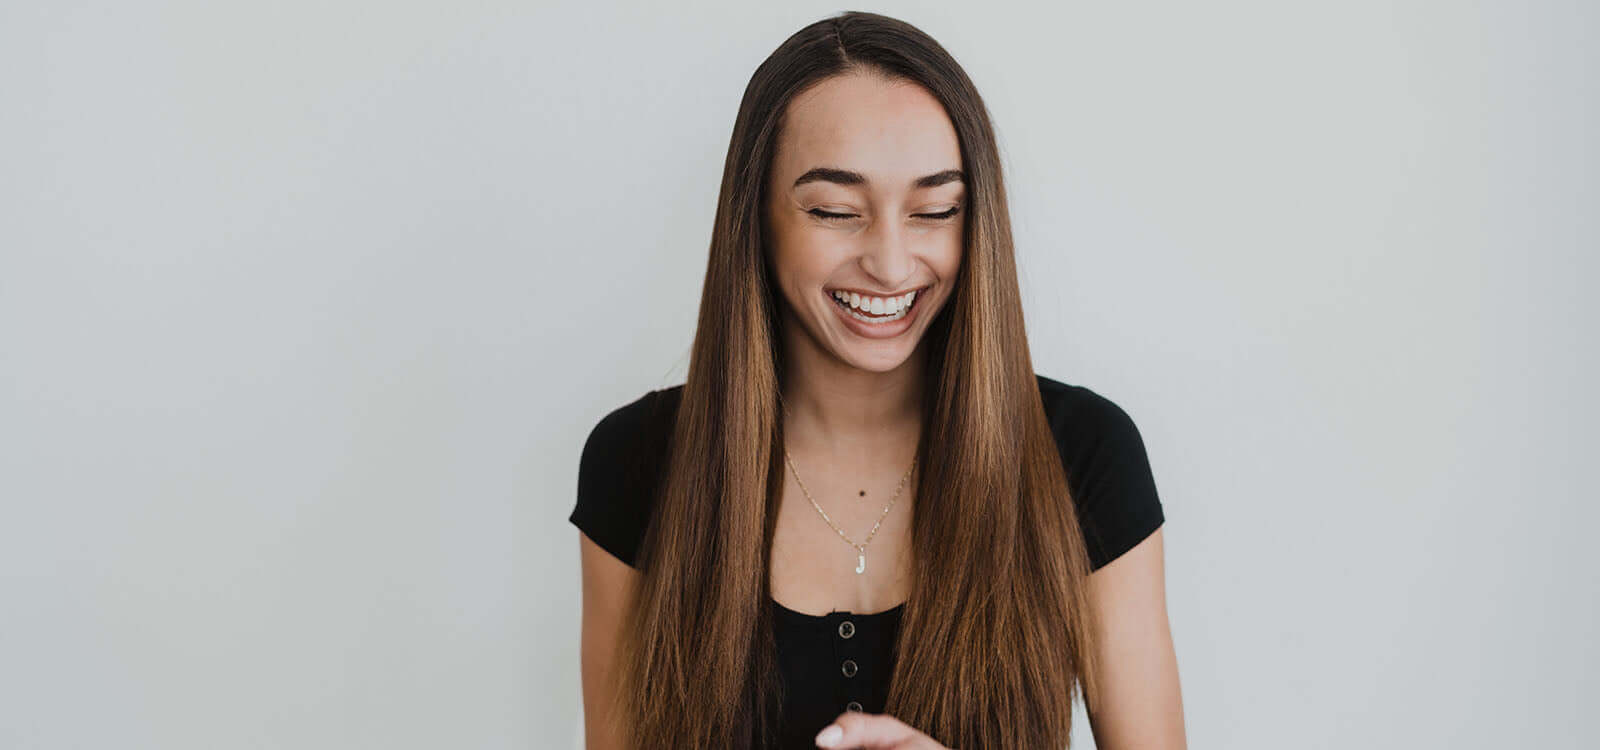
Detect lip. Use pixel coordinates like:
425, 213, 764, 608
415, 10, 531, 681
823, 285, 929, 340
825, 284, 928, 298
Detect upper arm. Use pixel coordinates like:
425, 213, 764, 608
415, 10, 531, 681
570, 394, 658, 749
1085, 527, 1187, 750
1039, 379, 1185, 746
578, 530, 636, 750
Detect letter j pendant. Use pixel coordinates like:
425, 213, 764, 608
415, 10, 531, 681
855, 548, 866, 575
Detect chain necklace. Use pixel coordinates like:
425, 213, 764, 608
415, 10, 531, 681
782, 448, 917, 575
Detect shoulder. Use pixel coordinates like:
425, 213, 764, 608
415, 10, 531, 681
1034, 373, 1148, 458
580, 384, 684, 463
1033, 373, 1165, 571
571, 384, 685, 568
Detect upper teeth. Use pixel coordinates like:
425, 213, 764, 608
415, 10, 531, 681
831, 289, 917, 315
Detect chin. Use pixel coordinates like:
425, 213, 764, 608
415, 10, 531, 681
834, 338, 920, 373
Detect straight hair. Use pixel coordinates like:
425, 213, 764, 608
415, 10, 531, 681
608, 11, 1103, 748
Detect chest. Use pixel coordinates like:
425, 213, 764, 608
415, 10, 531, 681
767, 456, 915, 617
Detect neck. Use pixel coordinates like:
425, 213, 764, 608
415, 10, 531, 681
780, 317, 926, 451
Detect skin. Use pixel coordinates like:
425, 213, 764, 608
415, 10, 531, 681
763, 71, 963, 623
577, 531, 631, 749
577, 70, 1186, 750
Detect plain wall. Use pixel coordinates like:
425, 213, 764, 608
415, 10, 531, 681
1, 1, 1594, 748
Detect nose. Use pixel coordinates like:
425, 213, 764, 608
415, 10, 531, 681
858, 219, 916, 290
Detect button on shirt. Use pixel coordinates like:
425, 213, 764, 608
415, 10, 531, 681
770, 597, 903, 747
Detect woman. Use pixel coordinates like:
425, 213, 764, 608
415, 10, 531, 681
570, 11, 1185, 750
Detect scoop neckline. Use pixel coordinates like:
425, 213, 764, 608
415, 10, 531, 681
769, 595, 906, 621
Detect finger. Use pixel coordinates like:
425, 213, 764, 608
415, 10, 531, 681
814, 712, 922, 748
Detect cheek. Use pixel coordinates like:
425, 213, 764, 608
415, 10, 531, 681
766, 227, 835, 306
931, 229, 964, 279
770, 229, 838, 282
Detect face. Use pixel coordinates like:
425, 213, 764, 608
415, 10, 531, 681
764, 71, 965, 373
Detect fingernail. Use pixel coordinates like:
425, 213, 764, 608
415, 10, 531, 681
815, 723, 843, 746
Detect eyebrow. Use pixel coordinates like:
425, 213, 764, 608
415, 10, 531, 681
792, 167, 965, 190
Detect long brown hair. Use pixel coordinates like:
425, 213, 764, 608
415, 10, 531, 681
609, 11, 1102, 748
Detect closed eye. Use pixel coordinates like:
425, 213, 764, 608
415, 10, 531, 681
809, 207, 962, 221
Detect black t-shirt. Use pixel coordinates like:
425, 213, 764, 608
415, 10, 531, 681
569, 373, 1165, 749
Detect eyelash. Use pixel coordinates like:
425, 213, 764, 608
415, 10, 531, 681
809, 207, 961, 222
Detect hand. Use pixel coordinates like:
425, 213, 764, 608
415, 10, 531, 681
813, 711, 952, 749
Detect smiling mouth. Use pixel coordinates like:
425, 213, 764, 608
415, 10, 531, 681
825, 287, 925, 323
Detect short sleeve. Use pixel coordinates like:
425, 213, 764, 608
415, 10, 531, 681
1039, 377, 1166, 572
568, 388, 677, 569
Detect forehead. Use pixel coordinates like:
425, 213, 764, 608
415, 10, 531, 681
774, 73, 961, 188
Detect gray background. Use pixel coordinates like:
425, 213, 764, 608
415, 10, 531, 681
1, 1, 1594, 748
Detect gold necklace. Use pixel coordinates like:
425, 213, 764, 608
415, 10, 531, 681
782, 448, 917, 575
